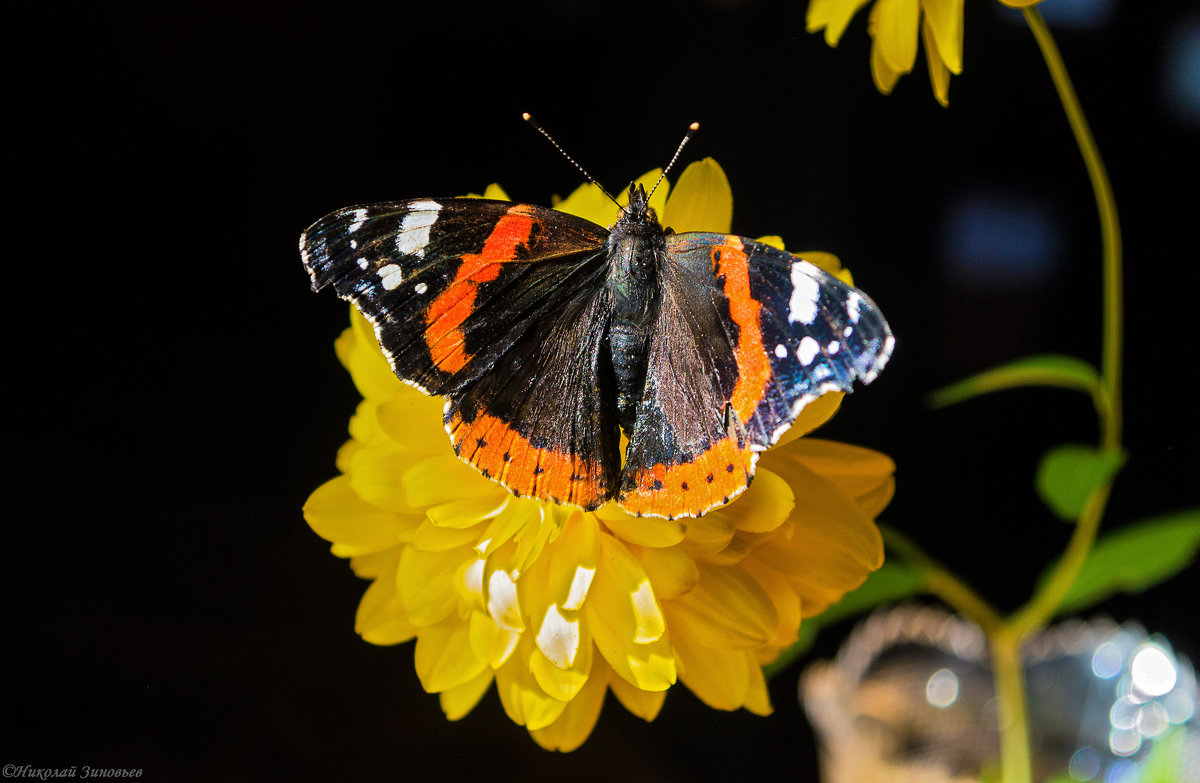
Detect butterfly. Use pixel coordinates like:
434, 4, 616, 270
300, 169, 892, 520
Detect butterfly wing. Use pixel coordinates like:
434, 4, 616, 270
445, 282, 620, 511
301, 198, 609, 395
617, 233, 892, 518
301, 198, 621, 509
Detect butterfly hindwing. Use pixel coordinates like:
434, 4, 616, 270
617, 233, 892, 518
300, 199, 609, 395
445, 280, 621, 511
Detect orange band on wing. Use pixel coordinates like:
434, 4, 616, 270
424, 206, 541, 374
711, 238, 771, 423
618, 435, 756, 519
447, 410, 609, 511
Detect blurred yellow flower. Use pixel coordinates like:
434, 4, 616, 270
303, 159, 895, 750
807, 0, 1043, 106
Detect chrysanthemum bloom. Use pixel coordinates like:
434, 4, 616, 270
303, 159, 895, 750
806, 0, 1043, 106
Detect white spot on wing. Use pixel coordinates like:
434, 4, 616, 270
348, 208, 368, 233
397, 201, 442, 257
378, 263, 404, 290
846, 291, 863, 323
827, 340, 840, 355
775, 343, 787, 358
414, 282, 428, 294
357, 258, 369, 270
788, 261, 820, 325
797, 335, 820, 366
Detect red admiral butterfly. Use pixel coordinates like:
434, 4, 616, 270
300, 130, 892, 519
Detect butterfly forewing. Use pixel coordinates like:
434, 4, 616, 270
300, 199, 609, 395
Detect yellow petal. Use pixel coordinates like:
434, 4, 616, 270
494, 643, 568, 730
921, 0, 963, 74
554, 181, 620, 226
774, 392, 845, 447
797, 250, 853, 285
397, 546, 467, 626
998, 0, 1043, 6
666, 562, 778, 649
871, 39, 904, 96
595, 503, 686, 547
529, 656, 611, 751
347, 440, 426, 514
661, 158, 732, 234
538, 512, 600, 610
347, 548, 396, 579
401, 454, 500, 508
426, 493, 510, 529
412, 517, 484, 550
375, 390, 449, 451
627, 543, 698, 600
673, 636, 750, 710
531, 621, 593, 701
922, 18, 952, 106
584, 535, 676, 691
772, 438, 896, 518
747, 558, 803, 648
718, 468, 794, 534
468, 609, 520, 669
870, 0, 921, 74
414, 617, 489, 693
534, 603, 588, 670
354, 556, 418, 645
609, 666, 666, 721
439, 666, 493, 721
807, 0, 873, 46
756, 456, 884, 577
481, 183, 510, 200
303, 475, 418, 554
754, 234, 785, 250
742, 658, 773, 716
337, 311, 404, 402
680, 512, 736, 557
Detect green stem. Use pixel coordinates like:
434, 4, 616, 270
1010, 479, 1112, 639
1022, 7, 1124, 451
991, 629, 1033, 783
881, 526, 1004, 634
881, 527, 1030, 782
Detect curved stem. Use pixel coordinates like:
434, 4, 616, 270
881, 526, 1031, 783
881, 525, 1005, 634
1022, 7, 1124, 451
1010, 479, 1112, 639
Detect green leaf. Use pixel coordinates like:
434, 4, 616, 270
927, 353, 1101, 409
1035, 444, 1127, 521
764, 561, 924, 677
1037, 509, 1200, 615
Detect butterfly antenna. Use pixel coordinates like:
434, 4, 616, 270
647, 122, 700, 201
523, 113, 619, 207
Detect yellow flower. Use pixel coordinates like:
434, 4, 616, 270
303, 159, 895, 750
807, 0, 1042, 106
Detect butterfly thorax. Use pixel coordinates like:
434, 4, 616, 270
605, 183, 666, 432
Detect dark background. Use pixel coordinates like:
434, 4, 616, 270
9, 1, 1198, 780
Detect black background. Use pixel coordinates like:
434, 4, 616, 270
9, 1, 1198, 780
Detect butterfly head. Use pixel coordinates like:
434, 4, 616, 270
614, 182, 661, 236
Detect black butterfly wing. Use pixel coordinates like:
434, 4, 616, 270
617, 233, 892, 518
300, 198, 622, 509
300, 198, 609, 396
